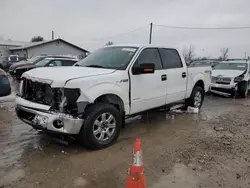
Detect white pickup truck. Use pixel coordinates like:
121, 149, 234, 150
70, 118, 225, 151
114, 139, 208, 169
16, 45, 211, 149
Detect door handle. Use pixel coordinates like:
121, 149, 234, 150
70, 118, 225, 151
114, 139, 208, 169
182, 72, 186, 78
161, 74, 167, 81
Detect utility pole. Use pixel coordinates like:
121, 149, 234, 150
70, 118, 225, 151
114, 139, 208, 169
149, 23, 153, 44
52, 31, 54, 40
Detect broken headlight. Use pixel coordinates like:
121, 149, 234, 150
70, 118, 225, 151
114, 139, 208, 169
44, 84, 54, 104
63, 88, 81, 114
19, 80, 24, 96
234, 76, 244, 83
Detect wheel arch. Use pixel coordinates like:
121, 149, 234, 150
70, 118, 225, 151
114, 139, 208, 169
194, 80, 205, 91
94, 93, 125, 113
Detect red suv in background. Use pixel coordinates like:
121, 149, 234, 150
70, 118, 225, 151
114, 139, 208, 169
9, 56, 46, 76
0, 57, 9, 70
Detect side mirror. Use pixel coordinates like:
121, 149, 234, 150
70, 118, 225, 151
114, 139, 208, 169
132, 63, 155, 75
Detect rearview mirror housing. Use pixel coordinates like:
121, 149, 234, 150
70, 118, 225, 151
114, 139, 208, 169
132, 63, 155, 75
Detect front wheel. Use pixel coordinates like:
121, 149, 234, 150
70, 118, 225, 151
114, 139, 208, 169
185, 86, 205, 109
238, 82, 248, 98
78, 103, 122, 150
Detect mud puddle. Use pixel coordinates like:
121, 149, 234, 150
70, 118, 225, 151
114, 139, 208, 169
0, 78, 248, 187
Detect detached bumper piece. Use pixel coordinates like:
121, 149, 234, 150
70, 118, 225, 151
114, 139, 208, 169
16, 97, 83, 135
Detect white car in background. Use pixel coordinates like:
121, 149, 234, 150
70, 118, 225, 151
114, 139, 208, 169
209, 60, 250, 97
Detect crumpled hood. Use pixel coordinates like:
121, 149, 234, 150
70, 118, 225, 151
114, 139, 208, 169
212, 69, 245, 78
22, 66, 116, 87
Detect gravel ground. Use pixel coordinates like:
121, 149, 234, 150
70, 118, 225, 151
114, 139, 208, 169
0, 79, 250, 187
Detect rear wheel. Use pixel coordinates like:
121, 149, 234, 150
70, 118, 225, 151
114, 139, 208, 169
185, 86, 205, 109
78, 103, 122, 150
238, 82, 248, 98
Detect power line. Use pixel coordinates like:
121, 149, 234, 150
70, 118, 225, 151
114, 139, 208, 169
154, 24, 250, 30
86, 24, 149, 42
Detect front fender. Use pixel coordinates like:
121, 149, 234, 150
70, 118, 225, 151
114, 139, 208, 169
78, 82, 128, 105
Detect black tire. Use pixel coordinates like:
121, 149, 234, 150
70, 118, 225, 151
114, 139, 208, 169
230, 88, 237, 98
78, 103, 122, 150
238, 82, 248, 98
185, 86, 205, 109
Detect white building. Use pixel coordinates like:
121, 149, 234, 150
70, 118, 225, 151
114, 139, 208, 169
10, 39, 88, 59
0, 40, 28, 57
0, 39, 88, 59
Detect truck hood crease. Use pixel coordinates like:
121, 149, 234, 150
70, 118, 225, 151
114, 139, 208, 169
22, 67, 116, 87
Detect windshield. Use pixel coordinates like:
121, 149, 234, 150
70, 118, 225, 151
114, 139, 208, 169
36, 59, 50, 66
76, 46, 138, 70
27, 56, 43, 63
214, 62, 247, 71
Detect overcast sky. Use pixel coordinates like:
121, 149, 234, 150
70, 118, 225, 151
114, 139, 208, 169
1, 0, 250, 58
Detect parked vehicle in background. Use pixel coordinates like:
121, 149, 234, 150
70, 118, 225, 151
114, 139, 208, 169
0, 57, 9, 70
8, 55, 19, 66
10, 55, 78, 76
14, 57, 78, 80
15, 45, 211, 149
189, 60, 220, 68
209, 59, 250, 97
9, 56, 47, 76
0, 69, 11, 97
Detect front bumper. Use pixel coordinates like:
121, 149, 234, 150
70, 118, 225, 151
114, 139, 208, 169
209, 83, 237, 96
15, 96, 83, 135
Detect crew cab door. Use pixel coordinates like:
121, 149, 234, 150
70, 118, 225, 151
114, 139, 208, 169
158, 48, 187, 103
129, 48, 167, 114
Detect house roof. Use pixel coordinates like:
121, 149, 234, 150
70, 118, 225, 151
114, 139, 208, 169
10, 39, 89, 53
0, 40, 29, 47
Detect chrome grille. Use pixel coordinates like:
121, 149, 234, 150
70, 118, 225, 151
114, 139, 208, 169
212, 76, 231, 85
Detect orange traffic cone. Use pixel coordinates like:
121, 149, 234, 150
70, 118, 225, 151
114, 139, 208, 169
126, 138, 146, 188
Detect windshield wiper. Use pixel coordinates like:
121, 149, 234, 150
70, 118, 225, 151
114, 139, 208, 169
86, 65, 106, 68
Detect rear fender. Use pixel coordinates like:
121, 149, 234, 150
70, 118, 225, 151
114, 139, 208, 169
186, 73, 205, 98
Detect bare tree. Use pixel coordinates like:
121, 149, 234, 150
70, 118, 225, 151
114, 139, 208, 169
31, 36, 44, 42
220, 48, 229, 60
182, 45, 195, 63
105, 41, 114, 46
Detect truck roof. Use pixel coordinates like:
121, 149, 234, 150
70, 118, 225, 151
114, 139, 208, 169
221, 60, 249, 64
45, 57, 78, 61
106, 44, 177, 49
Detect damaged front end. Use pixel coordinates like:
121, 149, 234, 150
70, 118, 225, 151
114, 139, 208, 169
15, 77, 84, 135
209, 72, 246, 97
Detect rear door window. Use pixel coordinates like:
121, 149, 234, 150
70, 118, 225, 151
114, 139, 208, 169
62, 60, 77, 66
49, 60, 62, 66
159, 48, 183, 69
